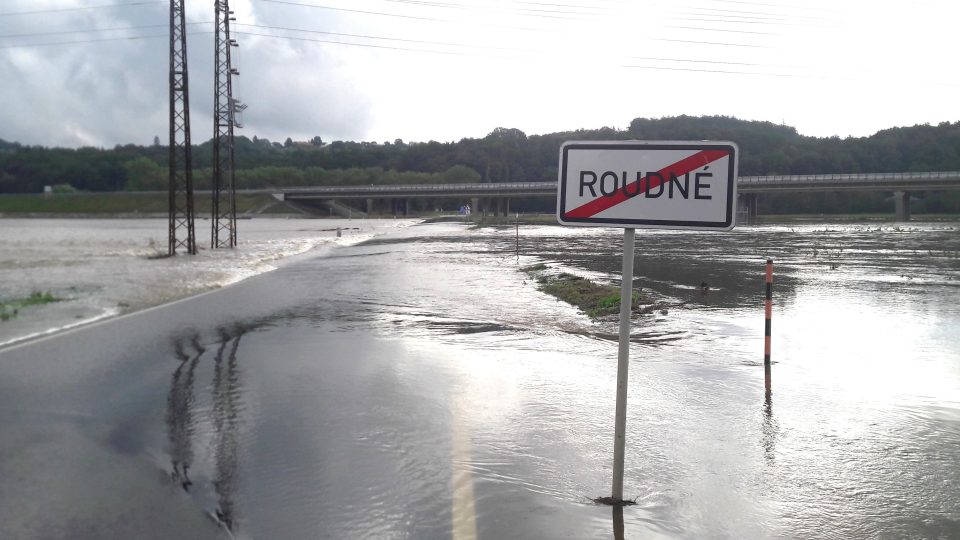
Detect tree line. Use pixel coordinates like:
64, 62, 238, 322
2, 115, 959, 213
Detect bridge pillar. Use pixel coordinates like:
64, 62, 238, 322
736, 194, 759, 224
403, 198, 409, 217
471, 197, 480, 220
366, 198, 374, 215
894, 191, 911, 221
505, 198, 511, 216
496, 198, 504, 217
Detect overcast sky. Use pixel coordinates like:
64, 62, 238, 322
1, 0, 958, 148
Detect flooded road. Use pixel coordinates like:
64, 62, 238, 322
0, 221, 958, 538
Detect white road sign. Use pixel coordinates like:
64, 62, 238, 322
556, 141, 739, 230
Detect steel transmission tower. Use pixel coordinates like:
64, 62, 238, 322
212, 0, 245, 248
168, 0, 196, 255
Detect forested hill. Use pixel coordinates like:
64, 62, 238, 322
2, 115, 960, 195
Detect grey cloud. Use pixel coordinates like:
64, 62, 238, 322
0, 1, 374, 147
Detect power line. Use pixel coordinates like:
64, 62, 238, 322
669, 14, 830, 28
234, 29, 810, 80
235, 22, 536, 53
388, 0, 619, 14
252, 0, 573, 32
237, 22, 778, 58
0, 1, 164, 17
234, 29, 518, 60
661, 37, 771, 49
622, 54, 803, 71
0, 22, 210, 40
665, 24, 774, 35
249, 0, 786, 44
0, 19, 769, 55
686, 6, 831, 23
702, 0, 843, 14
3, 15, 951, 86
372, 0, 605, 19
0, 32, 212, 49
6, 28, 954, 87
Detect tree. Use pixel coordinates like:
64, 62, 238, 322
123, 157, 165, 191
441, 165, 481, 183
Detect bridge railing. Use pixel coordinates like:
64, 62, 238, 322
281, 182, 557, 195
739, 171, 960, 185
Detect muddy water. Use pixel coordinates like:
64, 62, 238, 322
0, 218, 415, 347
0, 221, 958, 539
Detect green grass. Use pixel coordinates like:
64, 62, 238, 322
523, 266, 642, 319
0, 192, 291, 215
0, 291, 62, 322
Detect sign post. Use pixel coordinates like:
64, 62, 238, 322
556, 140, 738, 504
611, 226, 635, 501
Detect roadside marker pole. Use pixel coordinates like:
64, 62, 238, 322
612, 227, 636, 501
764, 259, 773, 393
516, 213, 520, 260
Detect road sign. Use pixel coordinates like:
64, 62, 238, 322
555, 140, 739, 504
557, 141, 739, 230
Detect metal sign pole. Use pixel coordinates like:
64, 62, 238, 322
612, 227, 636, 501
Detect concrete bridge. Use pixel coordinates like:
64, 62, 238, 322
274, 171, 960, 222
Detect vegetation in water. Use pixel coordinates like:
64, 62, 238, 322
522, 265, 645, 319
522, 263, 692, 319
0, 291, 62, 322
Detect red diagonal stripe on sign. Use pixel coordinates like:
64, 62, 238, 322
564, 149, 729, 219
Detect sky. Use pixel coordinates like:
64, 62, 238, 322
0, 0, 958, 148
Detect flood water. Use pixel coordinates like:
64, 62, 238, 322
0, 218, 415, 347
0, 220, 958, 539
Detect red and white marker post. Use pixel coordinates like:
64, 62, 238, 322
764, 259, 773, 394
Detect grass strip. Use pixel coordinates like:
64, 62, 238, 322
522, 264, 643, 319
0, 291, 62, 322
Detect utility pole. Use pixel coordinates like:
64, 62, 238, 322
168, 0, 196, 255
212, 0, 245, 248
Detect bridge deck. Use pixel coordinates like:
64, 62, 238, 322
276, 171, 960, 199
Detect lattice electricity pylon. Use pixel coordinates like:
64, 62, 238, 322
168, 0, 196, 255
211, 0, 243, 249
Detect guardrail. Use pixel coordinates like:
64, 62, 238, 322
737, 171, 960, 192
281, 182, 555, 195
739, 171, 960, 185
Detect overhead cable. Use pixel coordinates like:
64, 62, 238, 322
0, 1, 164, 17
